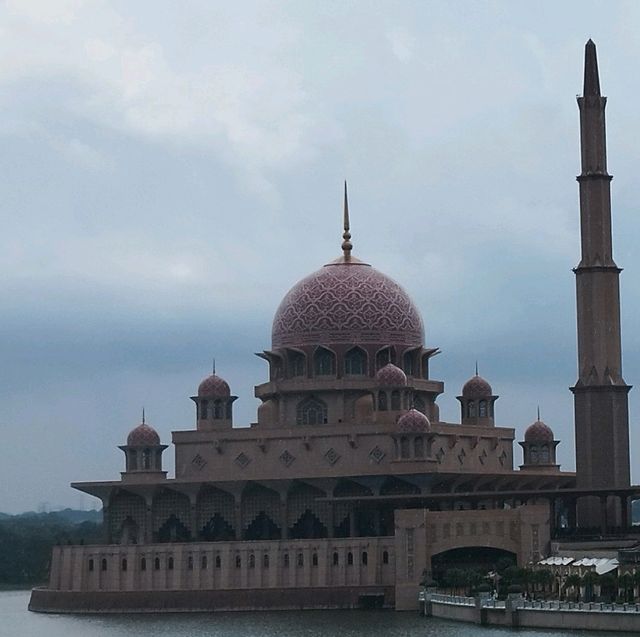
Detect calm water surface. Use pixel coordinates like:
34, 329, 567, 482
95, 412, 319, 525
1, 591, 637, 637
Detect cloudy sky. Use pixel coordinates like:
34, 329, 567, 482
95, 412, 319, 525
1, 0, 640, 513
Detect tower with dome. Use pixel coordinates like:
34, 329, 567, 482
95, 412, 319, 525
31, 41, 637, 615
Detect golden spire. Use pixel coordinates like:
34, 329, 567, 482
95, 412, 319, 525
342, 180, 352, 259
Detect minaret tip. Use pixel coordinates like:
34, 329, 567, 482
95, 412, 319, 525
583, 39, 601, 97
475, 360, 479, 376
142, 407, 145, 424
212, 357, 216, 375
342, 181, 352, 259
537, 405, 541, 422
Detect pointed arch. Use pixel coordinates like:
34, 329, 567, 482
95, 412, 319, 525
314, 347, 336, 376
345, 346, 367, 375
296, 396, 328, 425
287, 349, 306, 378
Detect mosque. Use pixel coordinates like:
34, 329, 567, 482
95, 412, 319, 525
29, 41, 637, 613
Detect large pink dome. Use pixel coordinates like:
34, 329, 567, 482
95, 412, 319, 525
272, 258, 424, 348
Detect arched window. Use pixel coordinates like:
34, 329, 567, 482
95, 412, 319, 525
362, 551, 368, 565
215, 555, 220, 569
263, 554, 270, 569
88, 559, 94, 572
121, 558, 127, 571
530, 446, 539, 463
376, 347, 392, 370
296, 397, 328, 425
400, 437, 410, 459
414, 436, 424, 458
101, 558, 107, 571
141, 557, 147, 571
414, 395, 426, 414
168, 557, 174, 570
297, 553, 304, 567
347, 552, 354, 566
142, 449, 151, 470
283, 553, 290, 568
314, 348, 335, 376
249, 554, 255, 569
539, 445, 550, 463
288, 351, 306, 378
345, 347, 367, 375
154, 557, 160, 570
391, 390, 401, 410
235, 555, 241, 569
213, 400, 223, 419
378, 392, 387, 411
382, 551, 389, 565
403, 352, 414, 376
200, 400, 208, 419
312, 553, 318, 567
188, 555, 193, 570
201, 555, 208, 569
468, 400, 476, 418
333, 552, 339, 566
479, 400, 487, 417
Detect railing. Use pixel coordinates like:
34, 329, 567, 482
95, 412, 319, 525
427, 593, 475, 606
516, 599, 640, 613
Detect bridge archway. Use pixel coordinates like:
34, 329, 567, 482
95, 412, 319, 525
431, 546, 516, 586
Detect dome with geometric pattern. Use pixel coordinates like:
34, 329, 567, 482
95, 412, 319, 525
376, 363, 408, 387
462, 374, 492, 398
127, 422, 160, 446
272, 257, 424, 349
524, 420, 554, 443
397, 409, 430, 433
198, 373, 231, 398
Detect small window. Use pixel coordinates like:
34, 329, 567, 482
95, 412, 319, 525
200, 400, 208, 419
168, 557, 174, 570
345, 347, 367, 375
142, 449, 151, 470
214, 400, 223, 419
101, 558, 107, 571
382, 551, 389, 565
314, 347, 335, 376
403, 352, 414, 376
479, 400, 487, 418
347, 552, 353, 566
312, 553, 318, 567
297, 553, 304, 567
284, 553, 290, 568
468, 400, 476, 418
400, 436, 410, 459
188, 555, 193, 570
414, 395, 426, 414
154, 557, 160, 570
249, 554, 255, 569
263, 554, 270, 569
288, 351, 306, 378
332, 552, 339, 566
215, 555, 221, 569
121, 558, 127, 572
362, 551, 368, 566
378, 392, 387, 411
235, 555, 241, 569
391, 390, 401, 410
202, 555, 208, 569
296, 397, 328, 425
141, 557, 147, 571
414, 436, 424, 458
88, 559, 94, 572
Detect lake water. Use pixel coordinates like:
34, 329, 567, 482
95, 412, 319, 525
2, 591, 637, 637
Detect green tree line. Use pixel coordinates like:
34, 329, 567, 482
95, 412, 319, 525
0, 511, 102, 586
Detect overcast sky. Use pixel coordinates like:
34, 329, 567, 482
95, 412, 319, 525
2, 1, 640, 513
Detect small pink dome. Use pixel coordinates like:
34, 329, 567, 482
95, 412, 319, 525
127, 422, 160, 446
272, 259, 424, 349
525, 420, 554, 443
376, 363, 408, 387
198, 373, 230, 398
397, 409, 430, 433
462, 375, 492, 398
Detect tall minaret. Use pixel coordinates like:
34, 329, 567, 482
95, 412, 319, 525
572, 40, 631, 528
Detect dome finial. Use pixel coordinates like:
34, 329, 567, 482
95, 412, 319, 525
475, 360, 479, 376
342, 180, 353, 259
212, 357, 216, 374
142, 406, 145, 424
537, 405, 541, 421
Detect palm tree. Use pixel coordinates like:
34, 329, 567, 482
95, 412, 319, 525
582, 570, 600, 602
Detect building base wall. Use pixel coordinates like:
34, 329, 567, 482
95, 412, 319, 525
29, 585, 394, 613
